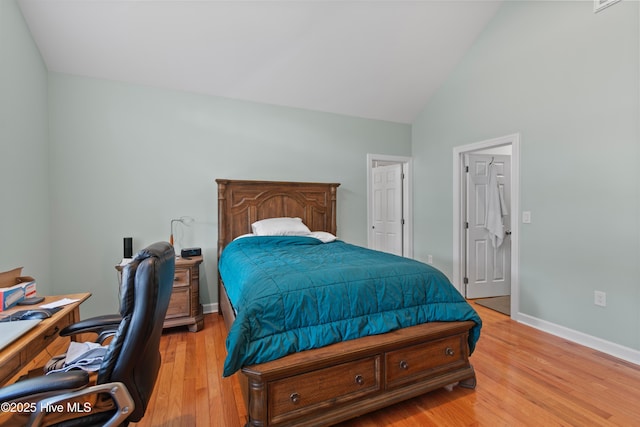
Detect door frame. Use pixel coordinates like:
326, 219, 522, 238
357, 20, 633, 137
452, 133, 520, 318
366, 153, 413, 258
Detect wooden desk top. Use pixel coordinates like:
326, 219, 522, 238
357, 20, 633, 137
0, 293, 91, 385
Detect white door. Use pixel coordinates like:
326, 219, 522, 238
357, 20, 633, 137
465, 154, 511, 298
372, 164, 403, 255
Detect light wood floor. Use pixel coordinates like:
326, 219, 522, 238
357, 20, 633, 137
126, 303, 640, 426
13, 302, 636, 426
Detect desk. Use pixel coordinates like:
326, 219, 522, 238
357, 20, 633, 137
0, 293, 91, 386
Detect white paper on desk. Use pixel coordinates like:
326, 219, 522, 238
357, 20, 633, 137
40, 298, 79, 309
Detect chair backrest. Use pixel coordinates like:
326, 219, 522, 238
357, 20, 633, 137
97, 242, 175, 422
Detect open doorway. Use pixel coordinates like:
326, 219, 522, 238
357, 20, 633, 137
366, 154, 413, 258
452, 134, 520, 318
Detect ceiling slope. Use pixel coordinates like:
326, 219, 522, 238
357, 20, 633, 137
18, 0, 501, 123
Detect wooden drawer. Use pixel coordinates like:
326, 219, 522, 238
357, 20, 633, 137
269, 356, 381, 424
25, 312, 73, 355
385, 334, 466, 389
0, 355, 21, 385
173, 269, 189, 287
166, 287, 190, 319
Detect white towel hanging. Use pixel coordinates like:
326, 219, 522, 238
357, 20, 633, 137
485, 163, 508, 248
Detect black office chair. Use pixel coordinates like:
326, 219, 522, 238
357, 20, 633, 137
0, 242, 175, 426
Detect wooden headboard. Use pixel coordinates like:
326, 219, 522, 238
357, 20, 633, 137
216, 179, 340, 257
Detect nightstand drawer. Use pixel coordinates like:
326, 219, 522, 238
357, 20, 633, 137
173, 270, 189, 287
385, 334, 466, 389
166, 287, 190, 318
269, 356, 381, 424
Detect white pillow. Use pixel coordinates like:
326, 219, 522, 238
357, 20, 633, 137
251, 217, 311, 236
233, 233, 255, 241
308, 231, 337, 243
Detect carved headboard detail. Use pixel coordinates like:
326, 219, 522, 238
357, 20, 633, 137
216, 179, 340, 257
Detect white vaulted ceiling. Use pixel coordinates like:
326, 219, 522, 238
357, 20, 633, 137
18, 0, 502, 123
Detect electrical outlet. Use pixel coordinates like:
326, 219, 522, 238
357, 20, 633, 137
427, 255, 433, 264
594, 290, 606, 307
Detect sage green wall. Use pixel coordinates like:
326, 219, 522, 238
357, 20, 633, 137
0, 0, 51, 294
413, 1, 639, 349
48, 73, 411, 317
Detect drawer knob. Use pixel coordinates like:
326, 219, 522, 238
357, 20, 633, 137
399, 360, 409, 370
290, 393, 301, 404
445, 347, 455, 356
355, 375, 365, 386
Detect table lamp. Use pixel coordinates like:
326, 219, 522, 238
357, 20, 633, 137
170, 216, 195, 246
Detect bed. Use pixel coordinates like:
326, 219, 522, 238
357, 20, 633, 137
216, 179, 481, 427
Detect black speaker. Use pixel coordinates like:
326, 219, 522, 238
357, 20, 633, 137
124, 237, 133, 258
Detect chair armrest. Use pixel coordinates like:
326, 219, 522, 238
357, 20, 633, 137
28, 381, 134, 427
60, 314, 122, 337
0, 371, 89, 403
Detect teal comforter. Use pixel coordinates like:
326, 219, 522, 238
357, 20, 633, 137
218, 236, 481, 377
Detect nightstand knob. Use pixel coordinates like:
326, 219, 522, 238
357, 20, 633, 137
399, 360, 409, 370
355, 375, 365, 386
290, 392, 301, 404
445, 347, 455, 356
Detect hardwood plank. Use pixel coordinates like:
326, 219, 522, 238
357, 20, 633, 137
191, 325, 211, 427
207, 316, 227, 427
177, 332, 195, 427
213, 313, 246, 427
145, 334, 175, 426
169, 336, 187, 426
132, 304, 640, 426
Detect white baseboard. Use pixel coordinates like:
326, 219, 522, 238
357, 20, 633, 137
514, 312, 640, 366
203, 302, 218, 315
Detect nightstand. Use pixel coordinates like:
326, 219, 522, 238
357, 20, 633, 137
166, 256, 204, 332
116, 255, 204, 332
